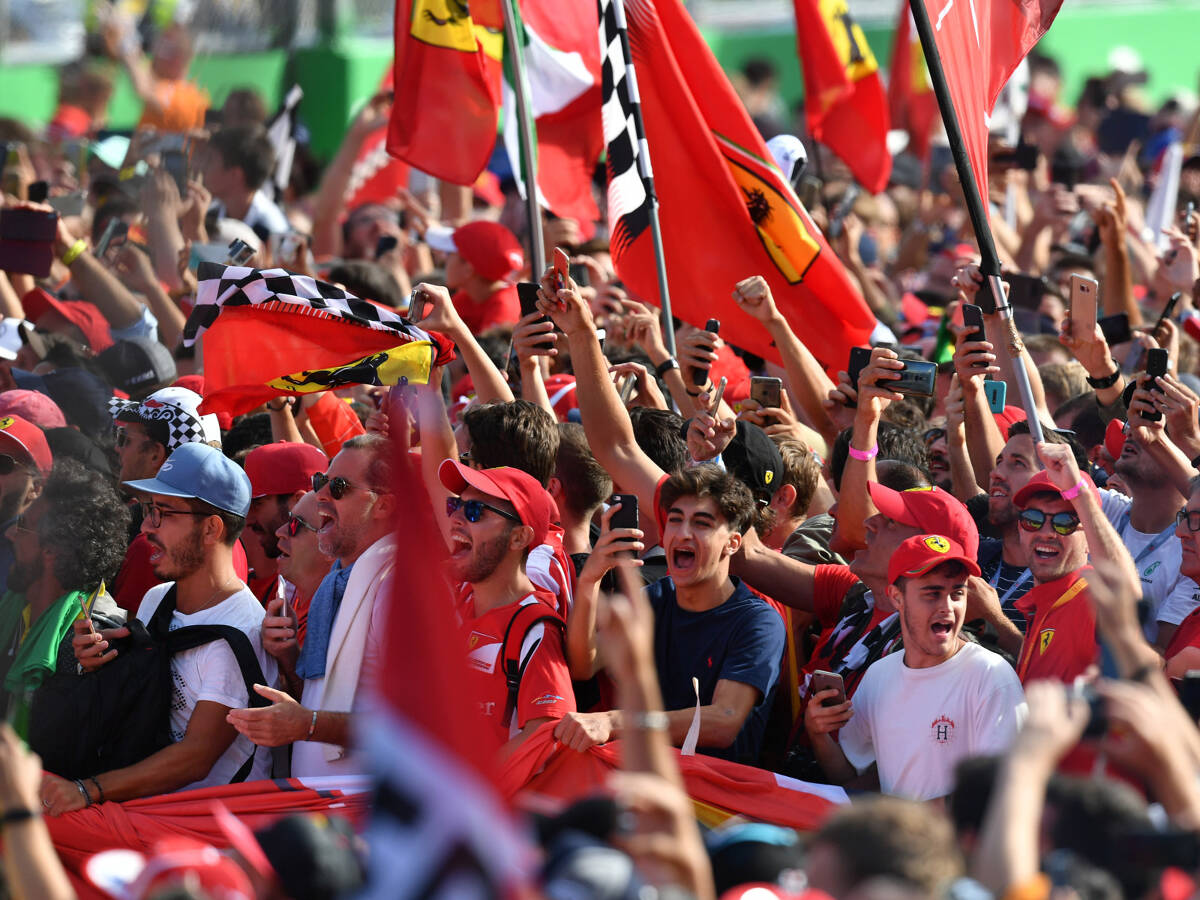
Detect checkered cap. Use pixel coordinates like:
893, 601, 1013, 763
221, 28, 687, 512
108, 386, 221, 451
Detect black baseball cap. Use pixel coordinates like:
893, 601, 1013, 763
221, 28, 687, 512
98, 337, 177, 400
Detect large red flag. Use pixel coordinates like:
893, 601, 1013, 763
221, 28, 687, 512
602, 0, 875, 372
887, 3, 939, 160
793, 0, 891, 193
919, 0, 1063, 212
388, 0, 504, 184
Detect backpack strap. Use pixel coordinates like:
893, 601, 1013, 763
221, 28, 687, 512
147, 584, 179, 640
499, 601, 564, 730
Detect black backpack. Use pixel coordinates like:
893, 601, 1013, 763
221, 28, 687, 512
28, 585, 271, 781
499, 601, 565, 729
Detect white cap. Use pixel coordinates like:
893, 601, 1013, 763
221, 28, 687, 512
0, 318, 29, 360
423, 224, 458, 255
766, 134, 807, 182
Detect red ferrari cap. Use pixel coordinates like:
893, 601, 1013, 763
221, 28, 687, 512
439, 459, 557, 547
0, 414, 52, 473
245, 442, 329, 499
426, 221, 524, 282
22, 288, 113, 352
888, 533, 981, 585
1013, 470, 1097, 509
1104, 418, 1126, 463
867, 483, 979, 558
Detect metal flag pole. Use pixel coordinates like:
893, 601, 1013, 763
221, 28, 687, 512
611, 0, 676, 356
906, 0, 1045, 444
501, 0, 547, 276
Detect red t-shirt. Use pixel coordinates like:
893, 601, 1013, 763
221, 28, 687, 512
113, 535, 251, 616
1015, 568, 1098, 684
1167, 607, 1200, 660
461, 588, 575, 749
453, 284, 521, 336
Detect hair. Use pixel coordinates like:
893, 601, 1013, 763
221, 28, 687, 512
811, 795, 963, 895
628, 407, 688, 474
1041, 361, 1090, 414
830, 422, 929, 492
1007, 419, 1089, 469
91, 196, 140, 244
342, 433, 394, 493
882, 398, 929, 433
553, 423, 612, 520
208, 125, 276, 191
222, 412, 273, 461
220, 88, 268, 128
1055, 393, 1107, 449
741, 58, 777, 86
658, 465, 755, 535
184, 497, 246, 547
464, 401, 559, 488
875, 459, 931, 492
773, 437, 820, 518
1022, 333, 1073, 365
36, 460, 130, 590
326, 261, 405, 309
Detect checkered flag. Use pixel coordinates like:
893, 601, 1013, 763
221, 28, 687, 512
183, 262, 440, 349
600, 0, 654, 259
264, 84, 303, 202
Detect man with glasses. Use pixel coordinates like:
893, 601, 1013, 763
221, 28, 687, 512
1011, 442, 1140, 684
1162, 488, 1200, 676
0, 415, 52, 597
263, 490, 331, 655
227, 434, 396, 777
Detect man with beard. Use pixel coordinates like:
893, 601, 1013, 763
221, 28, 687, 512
0, 460, 128, 736
50, 444, 276, 814
0, 416, 52, 596
804, 533, 1025, 800
243, 442, 329, 605
227, 435, 396, 776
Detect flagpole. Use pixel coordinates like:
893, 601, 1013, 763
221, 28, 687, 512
612, 0, 676, 357
906, 0, 1045, 444
501, 0, 547, 276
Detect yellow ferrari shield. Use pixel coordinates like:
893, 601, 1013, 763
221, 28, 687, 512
818, 0, 879, 83
411, 0, 479, 51
923, 536, 950, 554
267, 342, 436, 395
1039, 629, 1055, 654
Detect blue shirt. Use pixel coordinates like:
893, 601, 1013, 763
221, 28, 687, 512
647, 575, 785, 765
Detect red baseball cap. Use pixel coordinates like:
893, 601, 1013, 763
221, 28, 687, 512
867, 483, 979, 558
0, 389, 66, 429
888, 533, 982, 584
21, 288, 114, 352
0, 414, 52, 473
425, 221, 524, 283
245, 442, 329, 499
439, 459, 557, 547
1013, 470, 1097, 509
993, 405, 1027, 439
1104, 418, 1126, 463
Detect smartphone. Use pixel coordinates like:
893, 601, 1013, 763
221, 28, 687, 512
845, 345, 873, 409
750, 376, 782, 412
692, 318, 721, 386
709, 376, 728, 415
48, 191, 87, 217
1068, 273, 1099, 343
826, 185, 860, 239
983, 378, 1007, 413
517, 281, 554, 350
374, 234, 398, 260
0, 241, 53, 277
553, 246, 570, 290
163, 149, 188, 194
891, 359, 937, 397
1006, 273, 1048, 311
810, 670, 846, 707
961, 303, 986, 368
1098, 313, 1132, 346
609, 493, 639, 551
568, 262, 590, 288
617, 373, 638, 405
1145, 348, 1169, 422
407, 287, 426, 323
27, 180, 49, 204
1155, 292, 1181, 339
225, 239, 255, 266
0, 207, 58, 243
1051, 156, 1080, 190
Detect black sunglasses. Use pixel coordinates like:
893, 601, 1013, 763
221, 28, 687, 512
285, 513, 319, 537
446, 496, 521, 524
1178, 509, 1200, 534
1018, 508, 1081, 536
312, 471, 381, 501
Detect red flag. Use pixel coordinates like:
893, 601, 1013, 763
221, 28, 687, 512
388, 0, 503, 184
345, 66, 411, 210
887, 3, 939, 160
605, 0, 875, 372
793, 0, 891, 193
920, 0, 1063, 212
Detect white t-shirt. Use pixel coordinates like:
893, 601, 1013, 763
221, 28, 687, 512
840, 641, 1026, 801
137, 583, 279, 790
1101, 490, 1200, 640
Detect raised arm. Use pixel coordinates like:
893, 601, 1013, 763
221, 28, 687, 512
413, 284, 514, 405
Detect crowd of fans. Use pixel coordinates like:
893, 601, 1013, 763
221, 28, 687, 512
3, 8, 1200, 900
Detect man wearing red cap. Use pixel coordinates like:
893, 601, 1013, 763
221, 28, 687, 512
804, 533, 1025, 800
437, 458, 575, 754
425, 221, 524, 335
1012, 442, 1140, 684
0, 415, 53, 597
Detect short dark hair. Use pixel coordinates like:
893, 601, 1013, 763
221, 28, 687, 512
342, 433, 394, 493
186, 497, 246, 547
659, 465, 755, 535
830, 422, 929, 492
209, 125, 276, 191
221, 87, 268, 127
326, 260, 405, 309
1007, 419, 1089, 469
628, 407, 688, 475
554, 424, 612, 520
464, 400, 559, 487
37, 459, 130, 590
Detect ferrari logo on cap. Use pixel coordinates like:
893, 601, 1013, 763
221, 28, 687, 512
923, 536, 950, 553
1039, 629, 1055, 654
764, 470, 774, 485
904, 486, 935, 493
0, 417, 12, 430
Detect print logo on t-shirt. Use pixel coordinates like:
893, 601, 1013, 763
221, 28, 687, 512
931, 715, 955, 744
1039, 629, 1055, 654
1143, 561, 1161, 580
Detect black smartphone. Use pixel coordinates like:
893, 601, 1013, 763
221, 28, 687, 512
750, 376, 782, 411
1098, 313, 1132, 346
826, 185, 860, 239
609, 493, 639, 551
1155, 292, 1181, 336
94, 217, 127, 258
27, 180, 49, 204
1051, 156, 1080, 190
961, 303, 986, 367
568, 262, 590, 288
692, 318, 721, 386
517, 281, 553, 350
163, 150, 188, 194
1145, 347, 1169, 422
1006, 274, 1048, 311
374, 234, 398, 260
891, 359, 937, 397
845, 345, 872, 409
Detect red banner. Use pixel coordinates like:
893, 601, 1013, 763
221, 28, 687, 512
887, 3, 939, 160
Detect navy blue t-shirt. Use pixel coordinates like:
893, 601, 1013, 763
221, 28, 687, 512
647, 575, 786, 765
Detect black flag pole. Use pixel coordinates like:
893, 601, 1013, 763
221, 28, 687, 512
906, 0, 1046, 445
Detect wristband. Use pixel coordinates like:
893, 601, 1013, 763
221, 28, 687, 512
1085, 367, 1122, 389
307, 709, 318, 740
61, 239, 87, 266
1, 809, 37, 826
90, 777, 105, 805
628, 711, 669, 731
1060, 477, 1088, 501
654, 357, 680, 378
73, 778, 92, 808
847, 443, 879, 462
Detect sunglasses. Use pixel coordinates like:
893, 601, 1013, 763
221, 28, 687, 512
285, 513, 318, 537
0, 454, 28, 475
312, 472, 381, 501
1178, 509, 1200, 534
140, 502, 210, 528
446, 496, 521, 524
1018, 508, 1081, 536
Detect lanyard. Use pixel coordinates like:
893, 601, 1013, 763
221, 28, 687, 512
1116, 513, 1176, 569
989, 562, 1034, 606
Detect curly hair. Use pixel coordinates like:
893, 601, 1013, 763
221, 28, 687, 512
658, 465, 755, 535
36, 459, 130, 591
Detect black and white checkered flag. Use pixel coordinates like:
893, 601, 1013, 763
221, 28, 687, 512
599, 0, 654, 259
264, 84, 303, 201
183, 262, 437, 348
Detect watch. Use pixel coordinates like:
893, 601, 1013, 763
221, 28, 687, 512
654, 358, 680, 378
1085, 367, 1122, 389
